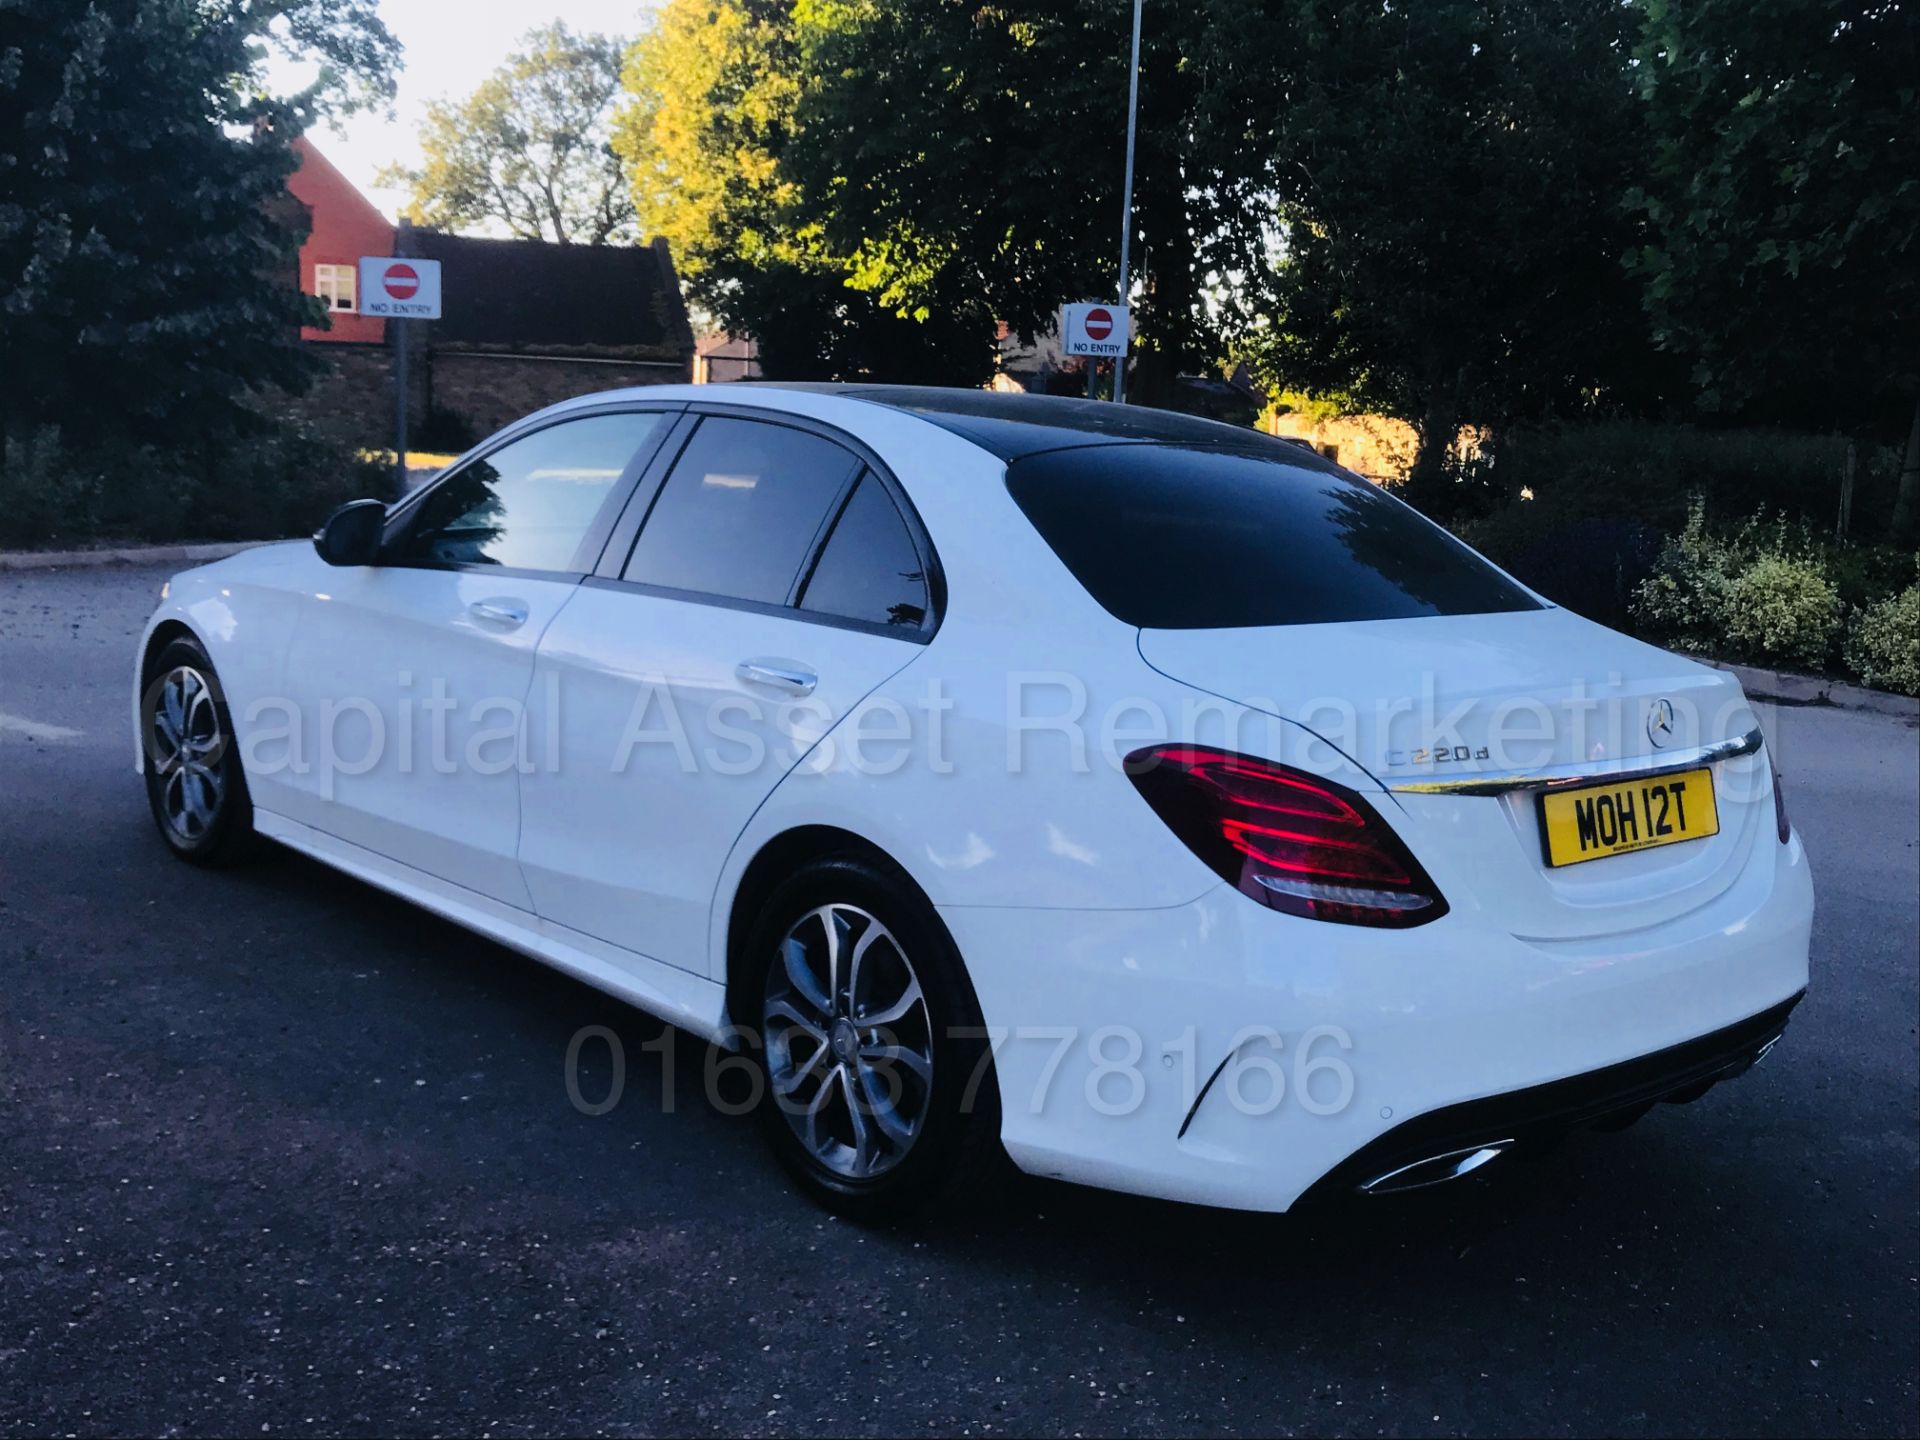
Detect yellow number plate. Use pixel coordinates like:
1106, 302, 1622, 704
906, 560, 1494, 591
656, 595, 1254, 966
1539, 768, 1719, 867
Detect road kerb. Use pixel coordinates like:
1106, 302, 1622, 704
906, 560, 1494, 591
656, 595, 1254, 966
0, 539, 280, 573
1703, 658, 1918, 721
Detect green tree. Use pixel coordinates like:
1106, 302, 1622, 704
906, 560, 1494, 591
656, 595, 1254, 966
384, 23, 636, 245
1626, 0, 1920, 539
780, 5, 1115, 344
1230, 0, 1656, 503
0, 0, 399, 447
777, 0, 1234, 400
616, 0, 807, 346
615, 0, 994, 382
618, 0, 1246, 391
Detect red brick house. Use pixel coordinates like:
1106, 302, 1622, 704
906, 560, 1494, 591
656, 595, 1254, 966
283, 141, 695, 448
693, 332, 761, 384
287, 138, 391, 346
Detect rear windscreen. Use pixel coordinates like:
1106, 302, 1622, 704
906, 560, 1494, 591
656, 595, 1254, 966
1005, 443, 1542, 629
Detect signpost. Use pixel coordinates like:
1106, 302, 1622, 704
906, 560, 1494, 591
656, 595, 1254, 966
359, 249, 443, 496
357, 256, 442, 320
1063, 0, 1144, 404
1111, 0, 1143, 404
1061, 303, 1131, 398
1060, 303, 1131, 357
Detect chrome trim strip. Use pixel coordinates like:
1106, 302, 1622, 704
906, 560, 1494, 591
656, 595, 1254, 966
1387, 726, 1764, 797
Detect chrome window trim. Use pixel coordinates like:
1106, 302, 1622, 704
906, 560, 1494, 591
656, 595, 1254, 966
1388, 727, 1765, 797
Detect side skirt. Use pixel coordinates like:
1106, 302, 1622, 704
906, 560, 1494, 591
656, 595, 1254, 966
253, 809, 733, 1046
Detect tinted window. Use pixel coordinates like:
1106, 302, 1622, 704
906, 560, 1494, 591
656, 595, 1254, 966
624, 417, 860, 604
1007, 444, 1541, 629
799, 472, 930, 630
398, 413, 661, 572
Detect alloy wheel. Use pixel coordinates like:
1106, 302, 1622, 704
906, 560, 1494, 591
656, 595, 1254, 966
150, 665, 227, 842
762, 903, 935, 1180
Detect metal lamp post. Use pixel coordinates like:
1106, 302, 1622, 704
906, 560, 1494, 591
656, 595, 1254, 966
1112, 0, 1143, 405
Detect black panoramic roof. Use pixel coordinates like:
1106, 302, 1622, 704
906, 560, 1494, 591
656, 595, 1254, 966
750, 383, 1336, 466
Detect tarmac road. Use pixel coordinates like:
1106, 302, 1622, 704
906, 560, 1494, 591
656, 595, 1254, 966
2, 562, 1915, 1437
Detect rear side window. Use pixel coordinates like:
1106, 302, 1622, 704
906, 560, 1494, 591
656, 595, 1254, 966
398, 412, 662, 572
624, 417, 860, 604
799, 472, 930, 630
1006, 444, 1540, 629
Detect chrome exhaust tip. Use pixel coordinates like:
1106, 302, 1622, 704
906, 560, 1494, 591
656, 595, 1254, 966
1357, 1139, 1514, 1196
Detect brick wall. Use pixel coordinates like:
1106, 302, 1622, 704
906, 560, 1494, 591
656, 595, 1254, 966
286, 344, 401, 448
284, 342, 689, 452
427, 349, 688, 438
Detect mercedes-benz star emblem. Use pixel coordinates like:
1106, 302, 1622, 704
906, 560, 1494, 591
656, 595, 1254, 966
1647, 697, 1676, 749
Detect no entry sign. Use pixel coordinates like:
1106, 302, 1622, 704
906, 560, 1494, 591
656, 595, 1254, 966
1061, 301, 1130, 357
358, 256, 443, 319
382, 263, 420, 299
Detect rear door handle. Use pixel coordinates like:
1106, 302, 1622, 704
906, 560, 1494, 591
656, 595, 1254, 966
736, 660, 817, 696
469, 599, 530, 629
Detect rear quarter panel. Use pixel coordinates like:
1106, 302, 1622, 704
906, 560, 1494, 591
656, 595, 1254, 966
699, 406, 1383, 981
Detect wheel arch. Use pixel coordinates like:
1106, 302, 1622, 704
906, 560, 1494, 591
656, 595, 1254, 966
723, 825, 919, 1011
133, 619, 203, 773
723, 820, 1009, 1210
140, 619, 200, 680
718, 824, 994, 1045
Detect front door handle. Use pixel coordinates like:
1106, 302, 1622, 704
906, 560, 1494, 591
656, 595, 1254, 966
469, 598, 530, 629
736, 660, 817, 696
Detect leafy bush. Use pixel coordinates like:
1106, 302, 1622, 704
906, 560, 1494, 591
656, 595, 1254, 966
1721, 553, 1844, 671
1451, 418, 1913, 632
1845, 566, 1920, 696
0, 428, 105, 548
1490, 422, 1903, 536
1458, 508, 1663, 632
1632, 499, 1845, 669
0, 421, 382, 550
1825, 542, 1919, 617
1627, 500, 1741, 653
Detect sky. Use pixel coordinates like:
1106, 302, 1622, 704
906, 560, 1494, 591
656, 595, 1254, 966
284, 0, 658, 218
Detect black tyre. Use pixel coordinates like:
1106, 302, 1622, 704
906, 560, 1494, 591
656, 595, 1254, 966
740, 853, 1000, 1222
140, 635, 259, 867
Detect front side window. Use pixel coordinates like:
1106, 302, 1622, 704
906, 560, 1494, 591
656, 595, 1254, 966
799, 472, 929, 629
314, 263, 355, 313
1007, 442, 1541, 629
396, 412, 663, 573
623, 417, 861, 605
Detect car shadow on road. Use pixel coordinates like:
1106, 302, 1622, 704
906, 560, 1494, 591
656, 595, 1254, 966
201, 839, 1827, 1342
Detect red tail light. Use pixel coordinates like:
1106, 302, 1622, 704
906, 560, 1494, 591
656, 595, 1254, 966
1126, 746, 1447, 928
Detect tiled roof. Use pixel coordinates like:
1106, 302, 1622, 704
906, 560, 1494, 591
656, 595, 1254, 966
406, 231, 694, 358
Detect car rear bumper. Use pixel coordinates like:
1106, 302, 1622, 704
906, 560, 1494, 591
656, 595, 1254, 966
1295, 988, 1802, 1203
939, 826, 1813, 1213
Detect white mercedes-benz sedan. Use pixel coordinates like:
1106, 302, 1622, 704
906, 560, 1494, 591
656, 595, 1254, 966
132, 385, 1812, 1218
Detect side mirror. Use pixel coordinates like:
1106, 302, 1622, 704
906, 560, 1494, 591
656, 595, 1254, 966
313, 499, 387, 567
